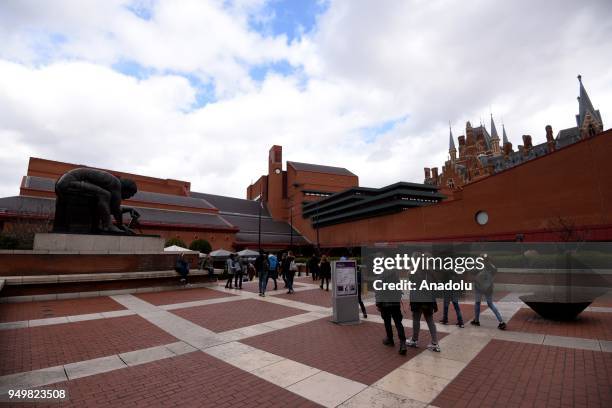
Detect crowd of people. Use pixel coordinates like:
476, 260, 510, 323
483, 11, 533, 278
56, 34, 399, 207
375, 254, 507, 355
178, 249, 506, 357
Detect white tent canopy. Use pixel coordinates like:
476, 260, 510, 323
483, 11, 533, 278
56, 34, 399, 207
237, 249, 259, 257
209, 248, 232, 257
164, 245, 191, 252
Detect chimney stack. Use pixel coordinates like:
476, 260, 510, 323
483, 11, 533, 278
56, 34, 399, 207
522, 135, 533, 150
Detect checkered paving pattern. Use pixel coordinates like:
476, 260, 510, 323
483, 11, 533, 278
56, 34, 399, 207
0, 316, 176, 375
274, 288, 332, 307
0, 297, 125, 323
135, 287, 236, 306
508, 308, 612, 340
171, 298, 307, 333
432, 339, 612, 408
242, 318, 445, 385
29, 352, 322, 408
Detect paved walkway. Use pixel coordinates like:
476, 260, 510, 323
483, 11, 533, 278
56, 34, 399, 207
1, 279, 611, 407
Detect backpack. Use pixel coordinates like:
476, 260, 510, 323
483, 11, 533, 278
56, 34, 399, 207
268, 255, 278, 270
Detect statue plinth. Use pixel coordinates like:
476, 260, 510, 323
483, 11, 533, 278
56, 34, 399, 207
33, 233, 164, 253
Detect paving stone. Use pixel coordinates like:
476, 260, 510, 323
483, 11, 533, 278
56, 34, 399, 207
287, 371, 367, 408
252, 359, 321, 388
0, 365, 67, 394
119, 344, 175, 366
64, 355, 127, 380
339, 387, 427, 408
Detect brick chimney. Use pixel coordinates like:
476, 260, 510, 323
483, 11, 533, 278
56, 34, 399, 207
431, 167, 439, 180
503, 142, 513, 156
424, 167, 431, 180
522, 135, 533, 150
545, 125, 555, 153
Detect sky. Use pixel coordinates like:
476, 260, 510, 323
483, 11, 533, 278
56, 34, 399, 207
1, 0, 611, 199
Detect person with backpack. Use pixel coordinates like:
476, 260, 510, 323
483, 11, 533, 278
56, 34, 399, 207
471, 255, 506, 330
268, 253, 279, 290
225, 253, 235, 289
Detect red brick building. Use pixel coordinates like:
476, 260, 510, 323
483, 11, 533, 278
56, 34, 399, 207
0, 157, 307, 251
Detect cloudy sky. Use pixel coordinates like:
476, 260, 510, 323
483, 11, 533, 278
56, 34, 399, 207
1, 0, 611, 199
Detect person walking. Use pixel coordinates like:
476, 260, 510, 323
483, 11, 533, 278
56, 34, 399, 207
307, 253, 320, 281
375, 268, 407, 355
247, 262, 256, 281
407, 256, 440, 352
357, 266, 367, 318
225, 253, 235, 289
268, 252, 279, 290
440, 270, 464, 328
280, 253, 288, 288
319, 254, 331, 291
284, 251, 297, 294
233, 256, 244, 289
255, 250, 265, 280
259, 254, 270, 297
471, 256, 506, 330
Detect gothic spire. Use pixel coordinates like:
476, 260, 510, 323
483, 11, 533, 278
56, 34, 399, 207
576, 74, 600, 127
502, 123, 509, 145
490, 114, 499, 140
448, 123, 456, 151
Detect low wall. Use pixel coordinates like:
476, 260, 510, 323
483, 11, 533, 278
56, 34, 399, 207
0, 251, 199, 276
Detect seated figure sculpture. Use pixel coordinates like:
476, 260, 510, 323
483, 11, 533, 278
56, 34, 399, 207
53, 168, 140, 234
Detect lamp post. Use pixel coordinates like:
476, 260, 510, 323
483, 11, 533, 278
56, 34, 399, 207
290, 206, 293, 250
315, 201, 320, 254
257, 184, 262, 251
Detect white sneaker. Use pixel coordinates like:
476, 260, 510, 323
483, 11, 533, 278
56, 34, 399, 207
427, 343, 441, 352
406, 338, 418, 348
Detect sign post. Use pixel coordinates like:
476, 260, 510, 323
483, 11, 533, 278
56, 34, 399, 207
331, 260, 360, 324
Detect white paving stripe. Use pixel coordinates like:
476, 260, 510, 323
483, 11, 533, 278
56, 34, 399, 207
0, 341, 198, 394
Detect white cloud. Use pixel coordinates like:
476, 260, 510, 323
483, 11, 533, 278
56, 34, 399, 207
0, 0, 611, 200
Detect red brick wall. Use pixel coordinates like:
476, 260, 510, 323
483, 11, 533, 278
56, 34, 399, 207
317, 130, 612, 245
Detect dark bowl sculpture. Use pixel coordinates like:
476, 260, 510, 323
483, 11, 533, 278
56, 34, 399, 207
519, 294, 592, 321
519, 284, 608, 321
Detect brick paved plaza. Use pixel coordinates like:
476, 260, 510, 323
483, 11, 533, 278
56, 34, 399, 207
1, 278, 611, 407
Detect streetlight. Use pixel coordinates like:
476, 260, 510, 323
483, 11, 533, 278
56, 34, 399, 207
257, 184, 262, 251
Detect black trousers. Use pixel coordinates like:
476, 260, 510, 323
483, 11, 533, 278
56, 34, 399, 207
234, 272, 243, 288
357, 288, 366, 316
380, 304, 406, 341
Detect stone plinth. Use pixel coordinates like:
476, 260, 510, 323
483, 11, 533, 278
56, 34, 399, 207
33, 233, 164, 253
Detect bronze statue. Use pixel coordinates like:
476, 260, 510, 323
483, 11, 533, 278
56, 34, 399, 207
53, 168, 140, 234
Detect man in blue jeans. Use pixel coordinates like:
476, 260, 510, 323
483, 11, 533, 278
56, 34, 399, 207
471, 256, 506, 330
